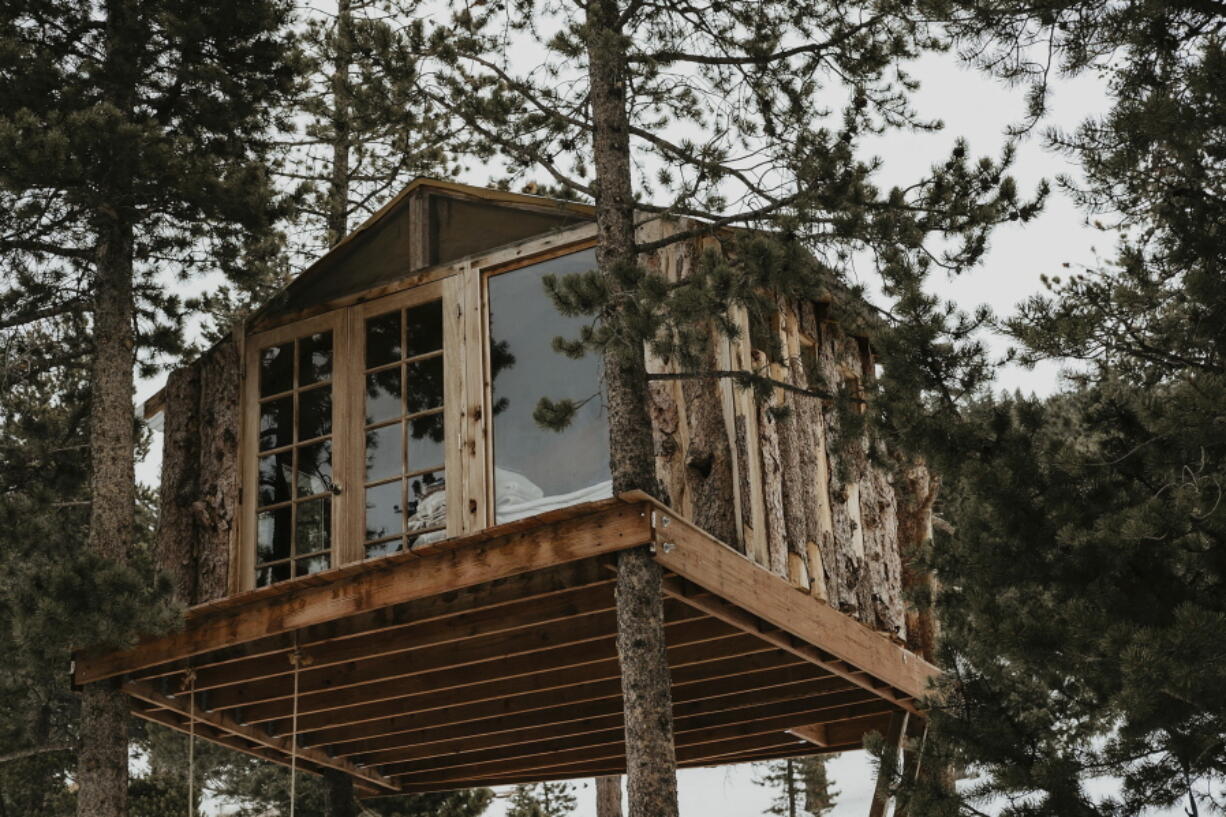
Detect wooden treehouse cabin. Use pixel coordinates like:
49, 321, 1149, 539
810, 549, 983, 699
74, 179, 940, 797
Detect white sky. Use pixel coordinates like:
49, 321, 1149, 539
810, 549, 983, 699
136, 33, 1135, 817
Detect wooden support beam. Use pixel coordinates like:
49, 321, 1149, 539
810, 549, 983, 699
234, 608, 721, 727
375, 686, 883, 778
134, 562, 617, 690
788, 723, 830, 747
343, 663, 833, 763
76, 498, 653, 685
649, 511, 937, 706
302, 639, 781, 749
124, 681, 400, 794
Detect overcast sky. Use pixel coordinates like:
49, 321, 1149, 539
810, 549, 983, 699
145, 31, 1126, 817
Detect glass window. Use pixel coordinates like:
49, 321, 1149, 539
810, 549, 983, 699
487, 249, 611, 523
253, 329, 335, 587
360, 299, 448, 558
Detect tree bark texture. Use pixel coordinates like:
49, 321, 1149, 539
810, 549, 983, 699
897, 463, 940, 660
595, 775, 624, 817
327, 0, 353, 246
324, 770, 358, 817
614, 547, 680, 817
80, 209, 136, 817
156, 334, 242, 605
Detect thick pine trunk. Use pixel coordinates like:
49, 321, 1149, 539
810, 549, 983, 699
586, 5, 678, 815
327, 0, 353, 246
595, 775, 623, 817
78, 213, 136, 817
324, 770, 357, 817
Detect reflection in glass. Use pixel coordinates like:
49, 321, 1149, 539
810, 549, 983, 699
365, 480, 402, 542
405, 355, 444, 415
487, 249, 611, 523
296, 498, 330, 554
407, 471, 445, 520
365, 537, 402, 560
256, 562, 291, 588
407, 414, 445, 471
298, 331, 332, 385
366, 368, 401, 424
259, 397, 293, 451
260, 343, 293, 396
405, 301, 443, 358
365, 423, 402, 483
295, 553, 330, 576
296, 440, 332, 497
258, 451, 293, 505
256, 506, 292, 562
298, 385, 332, 441
366, 311, 401, 368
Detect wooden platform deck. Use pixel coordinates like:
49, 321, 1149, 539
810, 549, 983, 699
73, 494, 939, 796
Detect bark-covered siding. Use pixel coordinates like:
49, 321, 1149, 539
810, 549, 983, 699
644, 236, 920, 642
154, 330, 241, 605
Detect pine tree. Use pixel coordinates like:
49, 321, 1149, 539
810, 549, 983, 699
881, 3, 1226, 816
505, 781, 579, 817
282, 0, 463, 253
0, 2, 298, 815
433, 3, 1040, 814
755, 757, 838, 817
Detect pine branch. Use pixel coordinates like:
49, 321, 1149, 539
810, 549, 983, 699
645, 369, 844, 402
0, 744, 74, 766
628, 14, 886, 66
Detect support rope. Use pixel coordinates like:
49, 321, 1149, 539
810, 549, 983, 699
183, 668, 198, 817
289, 637, 302, 817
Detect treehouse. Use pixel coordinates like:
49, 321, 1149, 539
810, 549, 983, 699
74, 179, 940, 797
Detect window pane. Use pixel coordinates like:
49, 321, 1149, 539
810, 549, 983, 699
488, 249, 611, 523
256, 561, 291, 588
365, 536, 403, 560
256, 506, 292, 563
407, 412, 445, 472
259, 343, 293, 397
298, 385, 332, 440
366, 367, 402, 424
298, 331, 332, 386
364, 480, 403, 542
405, 300, 443, 358
365, 422, 402, 483
405, 355, 444, 415
366, 310, 402, 368
407, 471, 445, 530
295, 497, 331, 554
296, 552, 331, 577
259, 396, 293, 451
258, 451, 293, 506
296, 439, 332, 497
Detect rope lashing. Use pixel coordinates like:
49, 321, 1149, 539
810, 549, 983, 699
288, 640, 303, 817
181, 668, 198, 817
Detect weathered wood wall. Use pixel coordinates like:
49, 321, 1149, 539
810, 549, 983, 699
642, 231, 928, 644
154, 329, 242, 606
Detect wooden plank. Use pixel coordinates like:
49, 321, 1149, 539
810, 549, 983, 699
241, 611, 722, 728
789, 723, 830, 747
374, 685, 880, 777
304, 638, 781, 748
650, 511, 938, 703
75, 498, 653, 684
207, 598, 680, 714
339, 661, 829, 761
388, 701, 892, 786
124, 681, 400, 794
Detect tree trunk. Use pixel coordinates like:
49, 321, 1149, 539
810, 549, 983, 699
595, 775, 623, 817
78, 211, 137, 817
586, 4, 679, 817
327, 0, 353, 246
324, 770, 357, 817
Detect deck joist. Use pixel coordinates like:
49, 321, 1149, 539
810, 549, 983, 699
73, 494, 939, 796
